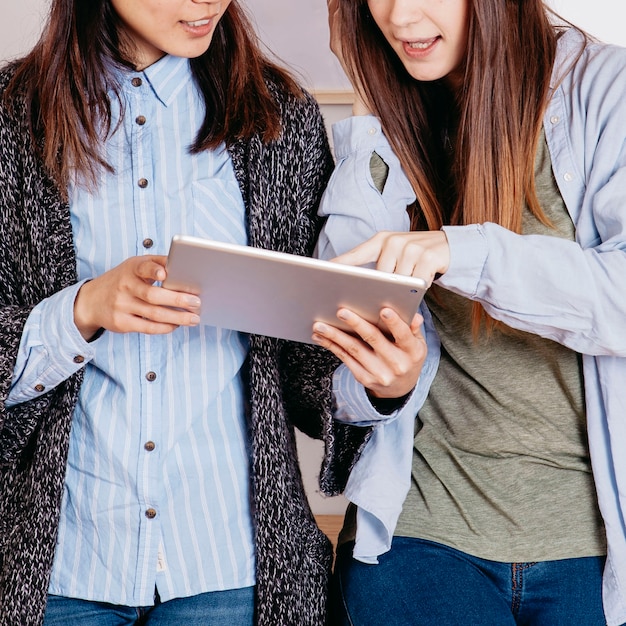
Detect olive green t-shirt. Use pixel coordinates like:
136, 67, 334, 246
391, 132, 606, 561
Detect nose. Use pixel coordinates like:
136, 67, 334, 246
388, 0, 425, 28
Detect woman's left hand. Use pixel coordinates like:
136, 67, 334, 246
333, 230, 451, 287
312, 307, 427, 399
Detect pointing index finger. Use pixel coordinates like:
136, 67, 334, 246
332, 238, 383, 267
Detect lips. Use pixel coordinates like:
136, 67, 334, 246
402, 36, 440, 57
179, 16, 217, 37
183, 19, 211, 27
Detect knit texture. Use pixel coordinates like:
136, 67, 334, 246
0, 66, 370, 626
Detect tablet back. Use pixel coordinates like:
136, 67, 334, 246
162, 235, 427, 344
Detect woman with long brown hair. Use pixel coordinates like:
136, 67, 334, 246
311, 0, 626, 624
0, 0, 344, 624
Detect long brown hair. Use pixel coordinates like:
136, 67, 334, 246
3, 0, 300, 196
338, 0, 578, 329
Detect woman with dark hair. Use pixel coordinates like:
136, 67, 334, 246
311, 0, 626, 624
0, 0, 347, 624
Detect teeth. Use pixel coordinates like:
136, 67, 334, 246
186, 19, 210, 27
408, 40, 434, 50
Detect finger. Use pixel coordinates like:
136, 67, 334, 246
146, 284, 202, 312
396, 242, 442, 283
125, 288, 201, 326
336, 308, 421, 382
103, 292, 200, 331
117, 313, 182, 335
136, 256, 168, 283
111, 279, 201, 325
311, 318, 377, 363
341, 308, 426, 393
312, 340, 377, 388
318, 311, 402, 385
311, 325, 380, 386
143, 302, 200, 327
394, 232, 450, 281
335, 308, 389, 351
375, 232, 417, 274
331, 236, 385, 267
409, 313, 425, 336
379, 309, 425, 348
313, 316, 423, 397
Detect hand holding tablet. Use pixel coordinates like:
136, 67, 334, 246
162, 235, 428, 344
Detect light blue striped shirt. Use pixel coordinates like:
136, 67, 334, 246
8, 55, 256, 606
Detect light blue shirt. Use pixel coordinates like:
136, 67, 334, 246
318, 29, 626, 626
315, 117, 440, 564
9, 55, 255, 606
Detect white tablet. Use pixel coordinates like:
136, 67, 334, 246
162, 235, 428, 344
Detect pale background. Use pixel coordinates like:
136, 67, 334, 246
2, 1, 622, 87
0, 0, 618, 514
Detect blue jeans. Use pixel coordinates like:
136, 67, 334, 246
44, 586, 254, 626
330, 537, 606, 626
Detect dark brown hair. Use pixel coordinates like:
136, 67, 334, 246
338, 0, 581, 330
4, 0, 301, 195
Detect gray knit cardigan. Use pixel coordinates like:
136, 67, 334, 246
0, 66, 369, 625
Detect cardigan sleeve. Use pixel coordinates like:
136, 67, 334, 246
0, 69, 82, 466
269, 88, 372, 494
0, 76, 38, 460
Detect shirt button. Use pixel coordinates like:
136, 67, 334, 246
131, 77, 143, 87
145, 508, 157, 519
550, 115, 560, 124
138, 178, 149, 189
367, 127, 377, 135
146, 371, 157, 382
34, 384, 45, 393
135, 115, 147, 126
142, 238, 154, 249
144, 441, 156, 452
563, 172, 574, 182
73, 355, 85, 364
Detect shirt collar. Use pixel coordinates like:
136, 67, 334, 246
138, 55, 193, 107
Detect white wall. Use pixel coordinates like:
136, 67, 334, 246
2, 2, 622, 68
547, 0, 626, 46
0, 0, 619, 516
0, 0, 47, 63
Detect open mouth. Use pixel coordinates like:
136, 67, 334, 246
182, 19, 211, 27
401, 36, 441, 59
406, 36, 439, 50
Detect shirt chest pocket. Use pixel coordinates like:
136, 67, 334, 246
188, 177, 248, 246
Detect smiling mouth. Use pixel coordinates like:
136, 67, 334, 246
408, 37, 438, 49
183, 19, 211, 27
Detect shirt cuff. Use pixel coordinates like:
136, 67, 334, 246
366, 389, 412, 415
438, 224, 489, 297
8, 281, 97, 405
332, 363, 414, 427
39, 280, 97, 365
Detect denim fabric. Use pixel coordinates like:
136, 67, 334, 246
43, 586, 254, 626
330, 538, 606, 626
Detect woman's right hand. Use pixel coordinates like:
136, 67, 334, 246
333, 230, 451, 287
327, 0, 372, 116
73, 255, 201, 341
